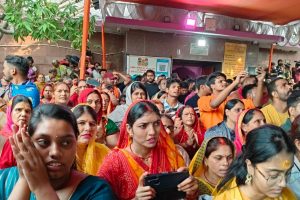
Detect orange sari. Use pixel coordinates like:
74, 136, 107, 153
98, 100, 185, 200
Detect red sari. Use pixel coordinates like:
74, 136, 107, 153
78, 88, 103, 122
0, 141, 16, 169
174, 106, 204, 159
0, 97, 20, 169
97, 100, 185, 200
40, 84, 53, 104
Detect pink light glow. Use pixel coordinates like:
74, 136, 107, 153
186, 18, 196, 26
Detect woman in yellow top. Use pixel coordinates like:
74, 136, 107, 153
72, 104, 110, 175
189, 137, 234, 196
214, 125, 296, 200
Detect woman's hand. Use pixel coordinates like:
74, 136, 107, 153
135, 172, 156, 200
177, 167, 199, 200
9, 124, 51, 195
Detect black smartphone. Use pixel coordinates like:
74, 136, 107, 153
144, 171, 189, 200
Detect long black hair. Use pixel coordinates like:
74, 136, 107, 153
28, 104, 79, 138
127, 101, 160, 127
223, 99, 244, 121
217, 125, 295, 191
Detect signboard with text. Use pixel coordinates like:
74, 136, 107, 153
127, 55, 171, 77
222, 42, 247, 79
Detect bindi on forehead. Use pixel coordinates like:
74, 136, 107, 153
281, 160, 292, 170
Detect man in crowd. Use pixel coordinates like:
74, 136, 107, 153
144, 70, 159, 98
178, 81, 190, 104
163, 79, 183, 118
101, 72, 120, 107
261, 77, 292, 126
2, 55, 40, 108
185, 76, 211, 117
281, 90, 300, 134
113, 71, 132, 94
197, 70, 264, 131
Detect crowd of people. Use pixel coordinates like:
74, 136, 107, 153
0, 54, 299, 200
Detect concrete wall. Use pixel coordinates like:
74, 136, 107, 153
125, 30, 261, 71
1, 29, 299, 78
125, 30, 300, 73
0, 33, 125, 76
258, 48, 300, 67
0, 35, 80, 75
125, 30, 225, 62
89, 32, 125, 71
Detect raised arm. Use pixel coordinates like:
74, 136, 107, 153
252, 70, 266, 107
9, 125, 59, 200
210, 71, 247, 109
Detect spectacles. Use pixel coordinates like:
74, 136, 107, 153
255, 166, 291, 185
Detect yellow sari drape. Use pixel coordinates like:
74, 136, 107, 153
76, 139, 110, 175
189, 137, 235, 196
214, 178, 297, 200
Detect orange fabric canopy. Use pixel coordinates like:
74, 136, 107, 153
118, 0, 300, 25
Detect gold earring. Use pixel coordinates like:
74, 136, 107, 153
245, 174, 252, 185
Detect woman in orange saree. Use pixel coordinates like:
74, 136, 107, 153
98, 100, 199, 200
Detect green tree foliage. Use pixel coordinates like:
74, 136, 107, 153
2, 0, 96, 49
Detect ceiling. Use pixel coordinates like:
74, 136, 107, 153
117, 0, 300, 25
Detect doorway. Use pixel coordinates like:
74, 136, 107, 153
172, 59, 222, 80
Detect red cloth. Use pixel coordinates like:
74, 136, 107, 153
78, 88, 103, 123
174, 106, 204, 158
174, 106, 204, 145
0, 140, 16, 169
69, 92, 79, 107
0, 99, 14, 138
